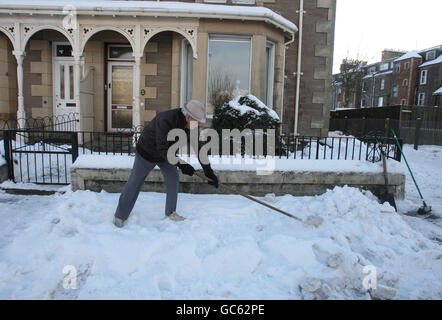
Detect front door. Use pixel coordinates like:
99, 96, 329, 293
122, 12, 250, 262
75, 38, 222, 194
107, 62, 134, 131
53, 56, 76, 118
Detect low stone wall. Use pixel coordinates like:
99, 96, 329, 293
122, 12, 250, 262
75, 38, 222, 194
71, 167, 405, 200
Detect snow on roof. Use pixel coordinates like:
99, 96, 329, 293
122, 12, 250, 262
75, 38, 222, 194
434, 86, 442, 96
419, 54, 442, 68
374, 70, 393, 77
0, 0, 297, 33
394, 50, 422, 62
419, 44, 442, 53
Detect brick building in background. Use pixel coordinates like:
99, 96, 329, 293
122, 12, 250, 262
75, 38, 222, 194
331, 45, 442, 110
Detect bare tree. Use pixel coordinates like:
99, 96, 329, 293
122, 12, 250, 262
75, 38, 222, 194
208, 66, 235, 107
340, 57, 366, 108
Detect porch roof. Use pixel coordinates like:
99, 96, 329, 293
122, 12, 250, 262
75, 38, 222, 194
0, 0, 297, 34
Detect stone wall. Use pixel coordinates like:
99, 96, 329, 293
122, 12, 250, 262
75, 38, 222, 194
71, 167, 405, 200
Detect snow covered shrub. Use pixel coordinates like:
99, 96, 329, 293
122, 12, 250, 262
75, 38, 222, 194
212, 95, 281, 132
212, 95, 284, 156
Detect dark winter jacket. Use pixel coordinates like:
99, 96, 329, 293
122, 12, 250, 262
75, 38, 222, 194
136, 108, 210, 169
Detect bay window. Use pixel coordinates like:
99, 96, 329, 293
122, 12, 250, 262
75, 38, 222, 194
207, 35, 251, 115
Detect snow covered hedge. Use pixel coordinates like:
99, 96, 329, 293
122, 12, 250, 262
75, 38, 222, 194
212, 95, 281, 132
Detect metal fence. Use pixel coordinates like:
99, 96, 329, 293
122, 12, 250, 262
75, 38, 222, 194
330, 117, 442, 147
0, 113, 78, 139
2, 128, 402, 185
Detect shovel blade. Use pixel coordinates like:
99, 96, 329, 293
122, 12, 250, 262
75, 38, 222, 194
378, 194, 397, 212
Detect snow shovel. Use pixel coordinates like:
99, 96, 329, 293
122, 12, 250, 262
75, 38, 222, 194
182, 162, 324, 227
378, 144, 397, 212
391, 129, 432, 215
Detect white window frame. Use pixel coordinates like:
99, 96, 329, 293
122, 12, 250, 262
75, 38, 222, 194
417, 93, 425, 106
405, 62, 410, 70
380, 63, 389, 71
380, 78, 385, 91
180, 39, 193, 107
420, 69, 428, 85
361, 99, 366, 108
395, 63, 400, 73
107, 44, 134, 61
206, 34, 252, 117
401, 99, 407, 106
203, 0, 227, 3
264, 40, 275, 108
402, 79, 409, 87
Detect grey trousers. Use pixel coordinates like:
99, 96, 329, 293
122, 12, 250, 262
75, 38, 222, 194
114, 152, 179, 221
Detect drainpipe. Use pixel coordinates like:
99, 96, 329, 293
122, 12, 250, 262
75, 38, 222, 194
280, 32, 295, 134
293, 0, 305, 137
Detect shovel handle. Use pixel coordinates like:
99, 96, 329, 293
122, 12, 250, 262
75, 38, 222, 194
192, 171, 302, 222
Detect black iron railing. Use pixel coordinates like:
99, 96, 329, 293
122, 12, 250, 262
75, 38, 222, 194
2, 128, 403, 185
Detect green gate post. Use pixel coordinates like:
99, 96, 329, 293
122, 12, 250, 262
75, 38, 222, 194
414, 117, 422, 150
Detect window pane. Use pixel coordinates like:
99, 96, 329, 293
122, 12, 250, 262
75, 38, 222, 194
112, 110, 132, 129
69, 65, 74, 100
112, 66, 133, 105
208, 38, 251, 114
60, 65, 65, 100
56, 44, 72, 57
109, 46, 134, 59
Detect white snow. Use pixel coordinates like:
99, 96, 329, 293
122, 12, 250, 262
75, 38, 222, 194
72, 154, 405, 175
419, 54, 442, 68
434, 87, 442, 95
374, 70, 393, 77
394, 50, 422, 62
0, 0, 297, 32
1, 138, 442, 299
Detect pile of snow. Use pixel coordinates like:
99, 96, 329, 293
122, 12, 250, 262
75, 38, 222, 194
0, 185, 440, 299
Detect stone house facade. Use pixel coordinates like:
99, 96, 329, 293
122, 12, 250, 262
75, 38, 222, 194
0, 0, 336, 137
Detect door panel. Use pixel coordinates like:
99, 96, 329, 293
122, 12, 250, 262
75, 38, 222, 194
107, 63, 134, 131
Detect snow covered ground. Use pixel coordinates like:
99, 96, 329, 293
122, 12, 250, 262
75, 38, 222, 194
0, 144, 441, 299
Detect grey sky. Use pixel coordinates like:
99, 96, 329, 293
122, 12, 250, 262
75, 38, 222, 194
333, 0, 442, 74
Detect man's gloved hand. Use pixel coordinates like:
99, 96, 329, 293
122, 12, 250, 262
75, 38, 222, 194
203, 166, 219, 188
177, 163, 196, 176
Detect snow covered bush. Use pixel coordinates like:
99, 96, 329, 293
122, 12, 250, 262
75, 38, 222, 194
211, 95, 283, 156
212, 95, 281, 132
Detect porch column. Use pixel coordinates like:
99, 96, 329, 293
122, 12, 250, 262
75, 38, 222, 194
73, 53, 82, 132
133, 54, 142, 130
12, 51, 26, 129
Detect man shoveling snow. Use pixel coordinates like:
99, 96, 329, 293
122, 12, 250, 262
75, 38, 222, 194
113, 100, 219, 227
